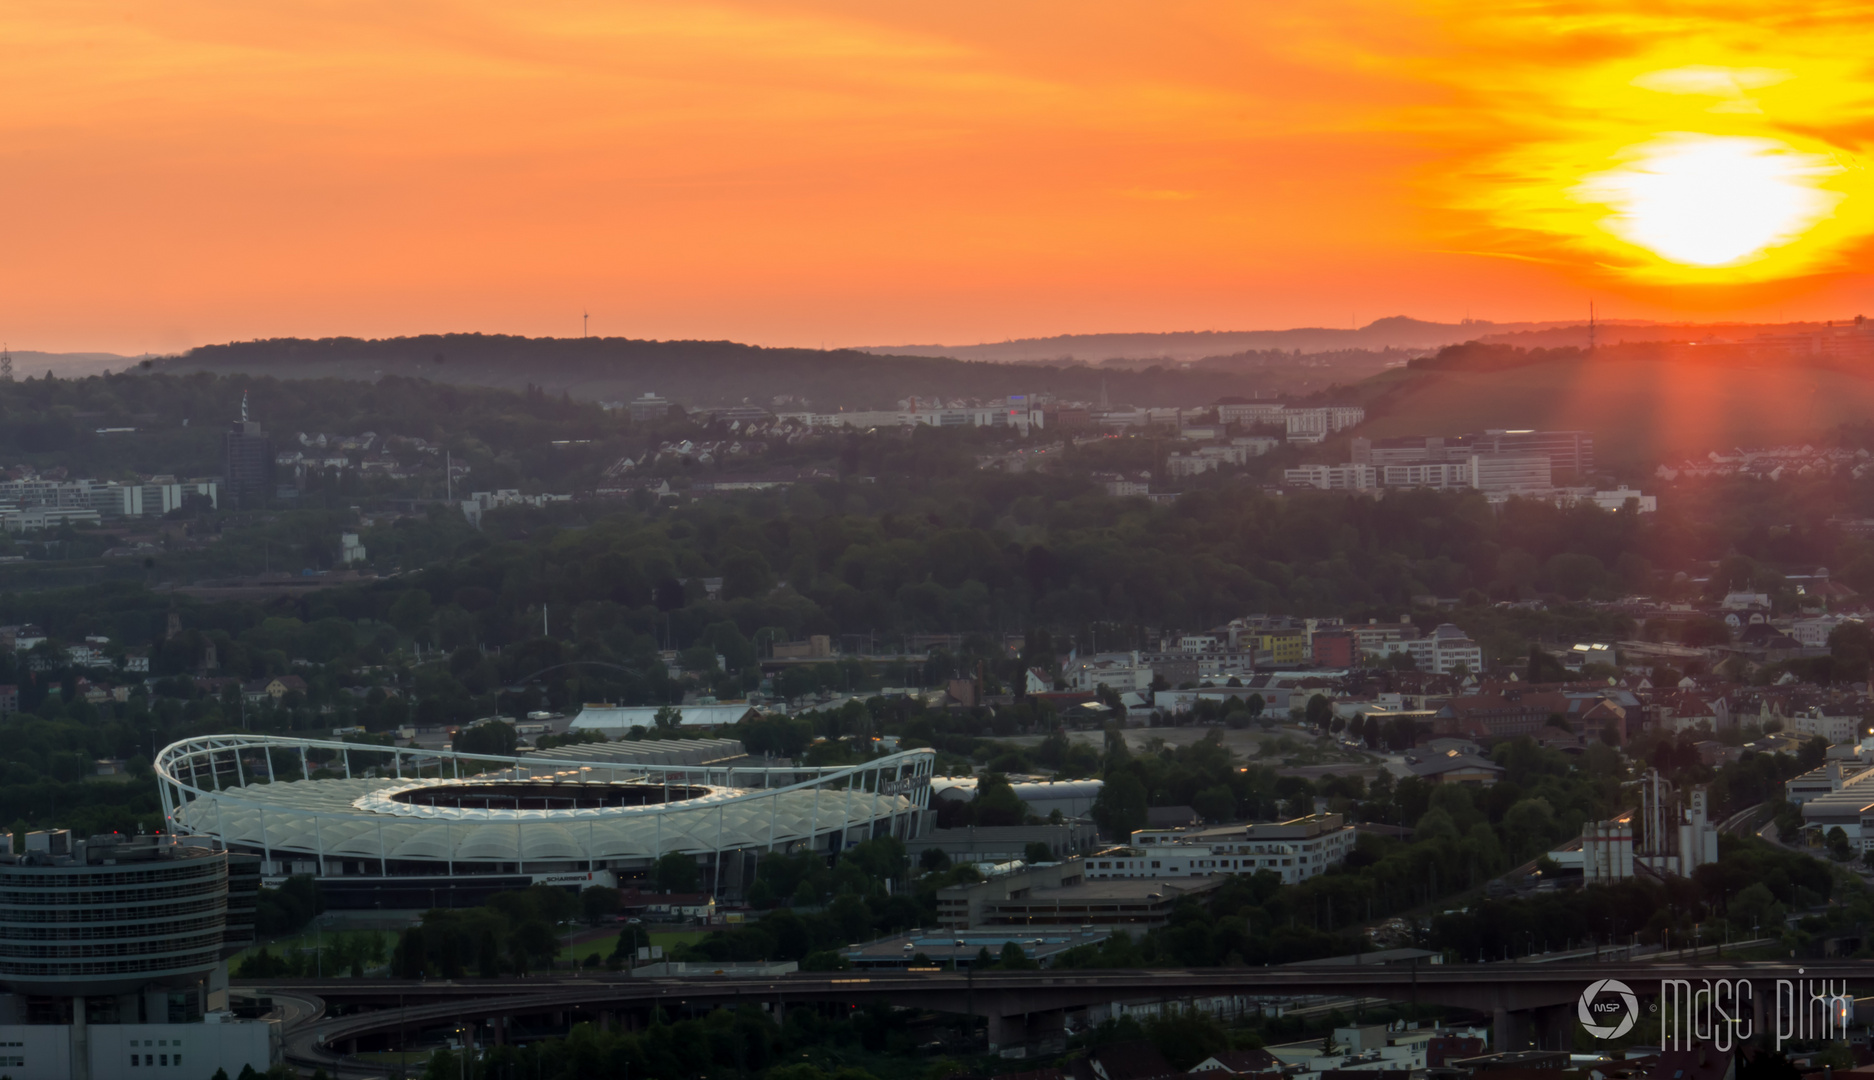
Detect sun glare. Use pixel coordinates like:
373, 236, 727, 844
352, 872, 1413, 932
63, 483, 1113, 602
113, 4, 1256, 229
1572, 134, 1842, 267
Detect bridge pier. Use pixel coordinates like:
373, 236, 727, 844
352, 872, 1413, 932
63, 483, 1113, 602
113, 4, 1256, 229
1531, 1003, 1574, 1051
1494, 1007, 1531, 1052
985, 1000, 1066, 1055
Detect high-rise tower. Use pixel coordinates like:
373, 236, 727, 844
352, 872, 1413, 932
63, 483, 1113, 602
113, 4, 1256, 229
220, 393, 272, 509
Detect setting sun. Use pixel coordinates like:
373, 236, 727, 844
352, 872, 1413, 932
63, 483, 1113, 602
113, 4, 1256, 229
1573, 134, 1842, 268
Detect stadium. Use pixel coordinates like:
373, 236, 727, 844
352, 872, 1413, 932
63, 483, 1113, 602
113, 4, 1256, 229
155, 734, 935, 909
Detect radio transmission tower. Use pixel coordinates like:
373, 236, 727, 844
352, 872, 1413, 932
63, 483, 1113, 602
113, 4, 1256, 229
1, 343, 12, 383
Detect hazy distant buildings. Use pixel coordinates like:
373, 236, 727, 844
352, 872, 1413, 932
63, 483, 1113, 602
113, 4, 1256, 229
1354, 430, 1592, 479
1467, 452, 1551, 492
1282, 463, 1377, 490
222, 420, 273, 509
1166, 438, 1277, 477
0, 477, 218, 530
1380, 462, 1472, 489
1471, 429, 1593, 478
1282, 406, 1367, 443
628, 392, 674, 423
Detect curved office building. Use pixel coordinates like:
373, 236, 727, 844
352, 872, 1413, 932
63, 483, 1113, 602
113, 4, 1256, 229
0, 835, 228, 997
156, 734, 935, 908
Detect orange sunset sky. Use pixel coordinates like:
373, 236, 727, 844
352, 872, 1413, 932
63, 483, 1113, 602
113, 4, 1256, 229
10, 1, 1874, 354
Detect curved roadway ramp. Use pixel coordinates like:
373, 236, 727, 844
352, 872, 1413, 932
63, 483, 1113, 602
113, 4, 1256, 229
263, 959, 1874, 1068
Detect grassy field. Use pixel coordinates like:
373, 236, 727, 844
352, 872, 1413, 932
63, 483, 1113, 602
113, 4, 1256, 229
1357, 354, 1874, 473
563, 928, 709, 966
233, 926, 713, 974
230, 928, 402, 974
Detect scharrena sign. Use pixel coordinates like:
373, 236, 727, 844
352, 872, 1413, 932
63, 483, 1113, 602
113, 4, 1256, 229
1579, 978, 1854, 1052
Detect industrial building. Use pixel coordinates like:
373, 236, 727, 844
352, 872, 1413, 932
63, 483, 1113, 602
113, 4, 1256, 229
1581, 773, 1717, 884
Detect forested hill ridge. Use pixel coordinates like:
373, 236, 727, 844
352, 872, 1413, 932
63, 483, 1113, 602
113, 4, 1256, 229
154, 334, 1330, 410
861, 315, 1611, 363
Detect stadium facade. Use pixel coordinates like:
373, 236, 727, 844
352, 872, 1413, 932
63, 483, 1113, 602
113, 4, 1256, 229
156, 735, 935, 909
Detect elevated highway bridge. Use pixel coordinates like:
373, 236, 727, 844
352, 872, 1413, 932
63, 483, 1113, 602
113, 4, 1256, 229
249, 958, 1874, 1076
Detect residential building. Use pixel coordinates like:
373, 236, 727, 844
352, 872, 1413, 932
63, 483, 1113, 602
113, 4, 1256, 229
1064, 652, 1154, 692
64, 644, 107, 668
1126, 814, 1356, 884
1250, 629, 1310, 667
1381, 461, 1473, 488
1166, 440, 1274, 478
1792, 615, 1859, 650
1283, 406, 1367, 443
1587, 487, 1657, 513
1214, 401, 1288, 426
1166, 452, 1222, 478
1434, 689, 1570, 740
1379, 623, 1481, 675
1095, 472, 1152, 497
1190, 1049, 1282, 1074
1312, 631, 1357, 668
1349, 619, 1420, 656
1788, 708, 1861, 744
242, 675, 309, 705
1284, 463, 1377, 490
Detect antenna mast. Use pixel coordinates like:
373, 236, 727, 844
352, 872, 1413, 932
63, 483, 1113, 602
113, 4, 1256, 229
0, 343, 11, 383
1588, 301, 1597, 354
583, 310, 589, 339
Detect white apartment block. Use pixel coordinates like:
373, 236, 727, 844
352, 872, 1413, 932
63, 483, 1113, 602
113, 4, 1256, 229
1349, 619, 1419, 655
1379, 624, 1482, 675
1116, 815, 1356, 885
1789, 709, 1862, 745
1586, 487, 1658, 513
775, 405, 1041, 433
1166, 453, 1222, 478
1284, 406, 1368, 444
1065, 652, 1154, 692
1215, 402, 1288, 426
1283, 463, 1378, 490
1381, 462, 1473, 489
0, 477, 219, 521
1792, 615, 1858, 649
